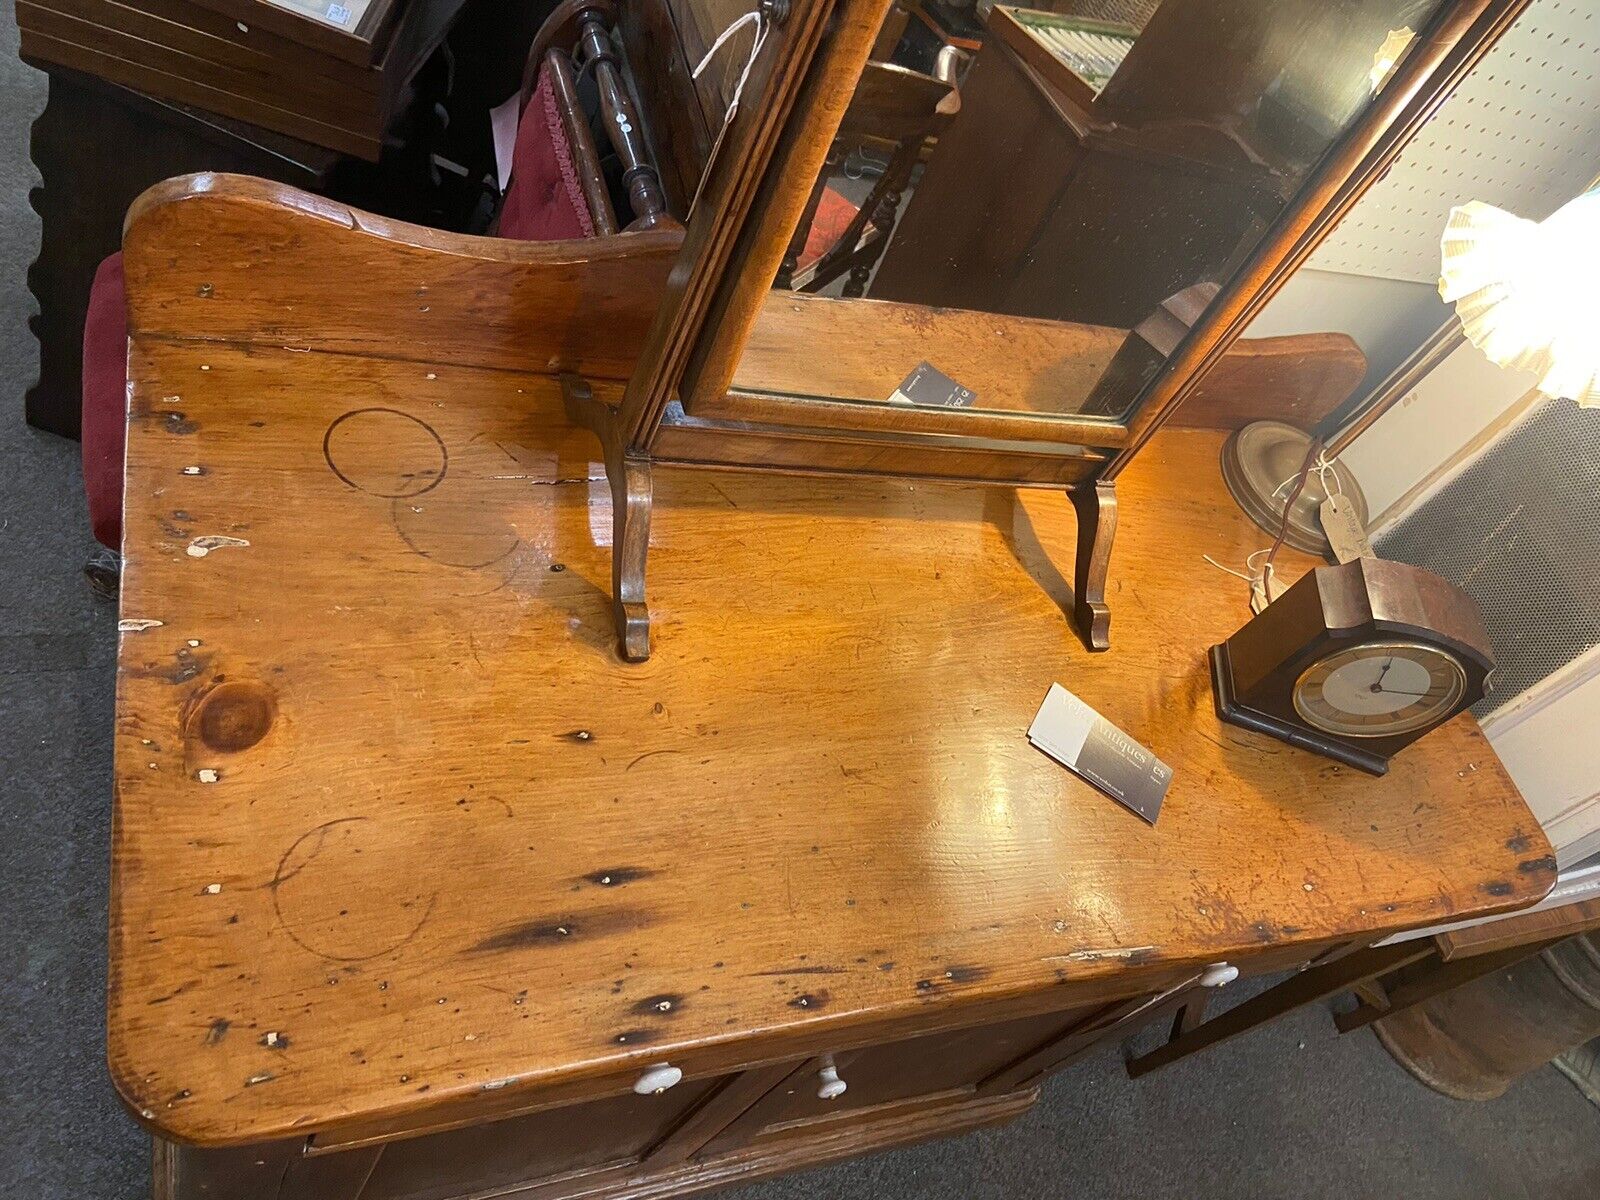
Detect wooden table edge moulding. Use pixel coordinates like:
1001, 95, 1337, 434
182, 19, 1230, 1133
109, 170, 1552, 1200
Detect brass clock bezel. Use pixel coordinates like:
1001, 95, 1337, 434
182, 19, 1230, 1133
1292, 639, 1468, 739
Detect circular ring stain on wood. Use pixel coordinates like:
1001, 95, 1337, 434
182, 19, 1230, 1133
323, 408, 448, 498
272, 818, 437, 962
191, 681, 276, 752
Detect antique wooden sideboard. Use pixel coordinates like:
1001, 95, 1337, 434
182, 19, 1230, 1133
109, 182, 1553, 1200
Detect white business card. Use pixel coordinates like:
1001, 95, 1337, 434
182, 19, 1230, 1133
1028, 683, 1172, 824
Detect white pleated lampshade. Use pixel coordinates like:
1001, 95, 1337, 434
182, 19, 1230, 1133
1438, 189, 1600, 407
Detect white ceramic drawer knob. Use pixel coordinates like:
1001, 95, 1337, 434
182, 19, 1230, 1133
633, 1064, 683, 1094
1200, 962, 1239, 988
817, 1062, 847, 1101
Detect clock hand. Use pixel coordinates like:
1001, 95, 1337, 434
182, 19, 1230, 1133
1374, 687, 1431, 698
1370, 657, 1394, 694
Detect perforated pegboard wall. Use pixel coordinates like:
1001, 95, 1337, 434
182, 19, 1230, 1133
1309, 0, 1600, 283
1373, 398, 1600, 715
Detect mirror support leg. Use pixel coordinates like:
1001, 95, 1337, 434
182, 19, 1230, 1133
563, 375, 653, 661
1071, 480, 1117, 652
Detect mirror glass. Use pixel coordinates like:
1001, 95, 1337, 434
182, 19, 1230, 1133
728, 0, 1448, 428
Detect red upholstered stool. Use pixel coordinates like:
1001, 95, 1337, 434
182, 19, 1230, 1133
79, 66, 598, 551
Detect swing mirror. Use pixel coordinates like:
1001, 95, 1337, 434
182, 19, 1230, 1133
569, 0, 1523, 662
690, 0, 1448, 434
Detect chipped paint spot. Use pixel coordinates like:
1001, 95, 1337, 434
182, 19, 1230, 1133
162, 395, 181, 404
200, 365, 211, 371
119, 618, 165, 632
1303, 882, 1315, 892
630, 993, 684, 1017
583, 867, 653, 888
202, 883, 222, 894
182, 466, 205, 476
482, 1078, 512, 1091
426, 373, 438, 380
188, 639, 202, 648
1053, 946, 1157, 964
244, 1072, 274, 1086
187, 535, 250, 558
197, 769, 220, 783
262, 1031, 286, 1048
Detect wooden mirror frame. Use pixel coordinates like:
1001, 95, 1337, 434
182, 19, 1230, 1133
567, 0, 1530, 661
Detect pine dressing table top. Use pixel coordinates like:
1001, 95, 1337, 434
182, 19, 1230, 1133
110, 337, 1553, 1147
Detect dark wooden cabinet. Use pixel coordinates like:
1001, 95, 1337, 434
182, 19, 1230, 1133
702, 1003, 1105, 1155
357, 1073, 731, 1200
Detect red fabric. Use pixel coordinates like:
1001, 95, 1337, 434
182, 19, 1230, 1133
800, 186, 862, 271
82, 252, 128, 550
498, 67, 596, 242
82, 72, 599, 550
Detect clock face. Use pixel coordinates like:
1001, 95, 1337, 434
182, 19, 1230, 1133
1293, 640, 1467, 738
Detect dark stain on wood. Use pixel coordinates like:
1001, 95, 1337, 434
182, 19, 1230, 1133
1482, 881, 1515, 897
165, 412, 199, 435
189, 680, 276, 753
560, 729, 594, 743
612, 1028, 660, 1046
204, 1018, 230, 1045
1506, 831, 1533, 853
1250, 921, 1278, 944
468, 907, 653, 954
788, 990, 830, 1009
1517, 856, 1558, 875
582, 867, 654, 888
941, 964, 989, 983
631, 992, 685, 1017
129, 652, 211, 686
750, 965, 846, 977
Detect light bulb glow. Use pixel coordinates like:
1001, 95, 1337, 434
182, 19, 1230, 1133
1439, 191, 1600, 407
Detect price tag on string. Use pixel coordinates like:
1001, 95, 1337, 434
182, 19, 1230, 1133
1320, 494, 1374, 564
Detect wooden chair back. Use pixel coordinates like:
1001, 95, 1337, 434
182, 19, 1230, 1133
777, 58, 960, 295
516, 0, 672, 232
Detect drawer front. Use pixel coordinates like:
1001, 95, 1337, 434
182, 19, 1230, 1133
703, 1004, 1100, 1152
359, 1074, 726, 1200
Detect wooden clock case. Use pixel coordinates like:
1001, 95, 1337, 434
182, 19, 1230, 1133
1211, 557, 1496, 775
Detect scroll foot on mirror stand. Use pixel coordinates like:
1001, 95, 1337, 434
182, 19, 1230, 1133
1070, 480, 1117, 652
561, 375, 654, 662
610, 456, 652, 662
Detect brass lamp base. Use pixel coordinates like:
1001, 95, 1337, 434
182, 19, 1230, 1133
1220, 420, 1368, 557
